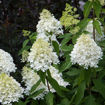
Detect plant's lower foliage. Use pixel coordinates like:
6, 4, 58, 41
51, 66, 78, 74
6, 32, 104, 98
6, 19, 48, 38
0, 49, 16, 75
28, 38, 59, 72
0, 73, 24, 105
70, 34, 103, 69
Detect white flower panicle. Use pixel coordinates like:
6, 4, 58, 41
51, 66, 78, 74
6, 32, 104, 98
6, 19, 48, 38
36, 9, 63, 38
70, 34, 103, 69
48, 66, 69, 93
0, 73, 24, 105
86, 20, 105, 41
28, 38, 59, 72
0, 49, 16, 75
22, 66, 47, 100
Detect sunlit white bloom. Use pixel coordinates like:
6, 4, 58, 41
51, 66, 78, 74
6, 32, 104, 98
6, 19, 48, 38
70, 34, 103, 69
48, 66, 69, 93
28, 38, 59, 72
0, 73, 24, 105
22, 66, 47, 100
36, 9, 63, 36
86, 20, 105, 41
0, 49, 16, 75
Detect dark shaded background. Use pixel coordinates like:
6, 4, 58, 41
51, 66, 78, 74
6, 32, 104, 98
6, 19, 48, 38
0, 0, 85, 81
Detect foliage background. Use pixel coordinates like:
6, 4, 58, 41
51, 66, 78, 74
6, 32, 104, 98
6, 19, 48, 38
1, 0, 105, 105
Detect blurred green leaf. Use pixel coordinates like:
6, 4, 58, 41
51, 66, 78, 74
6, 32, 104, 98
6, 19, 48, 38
46, 92, 54, 105
47, 70, 64, 97
93, 19, 102, 35
93, 79, 105, 99
74, 81, 86, 105
22, 39, 29, 48
66, 68, 80, 76
93, 1, 101, 18
78, 18, 90, 31
30, 79, 41, 94
52, 41, 59, 55
84, 1, 92, 18
60, 55, 72, 72
85, 95, 99, 105
38, 71, 46, 84
28, 88, 45, 99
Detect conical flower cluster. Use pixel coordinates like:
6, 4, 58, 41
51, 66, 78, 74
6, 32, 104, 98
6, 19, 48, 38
36, 9, 63, 42
70, 34, 103, 69
0, 73, 24, 105
28, 38, 59, 72
0, 49, 16, 75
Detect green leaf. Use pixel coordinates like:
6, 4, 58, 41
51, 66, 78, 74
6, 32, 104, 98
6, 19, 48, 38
60, 55, 72, 72
37, 71, 46, 84
69, 92, 76, 105
72, 33, 80, 44
78, 18, 90, 31
93, 20, 102, 35
47, 70, 64, 97
61, 45, 73, 52
93, 79, 105, 99
102, 8, 105, 13
46, 92, 54, 105
60, 86, 69, 92
84, 1, 93, 18
85, 95, 98, 105
77, 70, 85, 85
73, 70, 85, 87
75, 81, 86, 105
30, 79, 41, 94
18, 45, 31, 55
58, 33, 72, 39
17, 100, 26, 105
28, 88, 45, 99
52, 41, 59, 55
84, 69, 91, 86
93, 1, 101, 18
58, 98, 70, 105
66, 68, 80, 76
22, 39, 29, 48
61, 35, 71, 46
29, 32, 37, 44
15, 100, 29, 105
